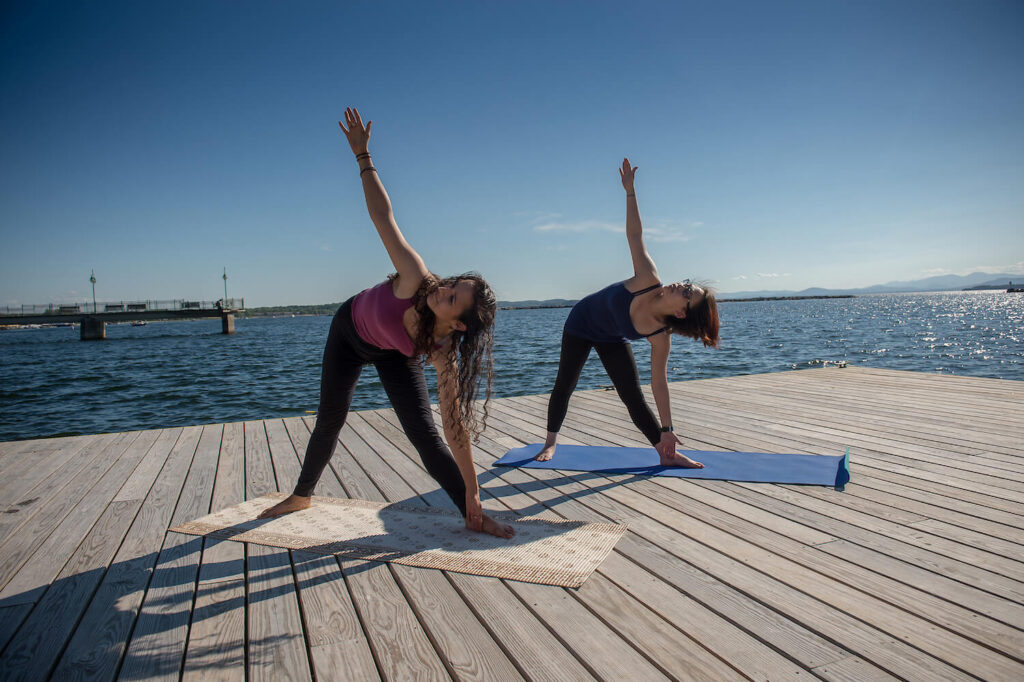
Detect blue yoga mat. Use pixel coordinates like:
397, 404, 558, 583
495, 444, 850, 490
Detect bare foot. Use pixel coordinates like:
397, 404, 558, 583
660, 452, 704, 468
257, 494, 311, 519
534, 443, 556, 461
480, 513, 516, 539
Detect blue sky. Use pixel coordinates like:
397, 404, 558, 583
1, 0, 1022, 306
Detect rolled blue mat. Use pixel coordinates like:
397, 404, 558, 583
495, 444, 850, 490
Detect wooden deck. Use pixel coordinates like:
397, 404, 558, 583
0, 366, 1022, 681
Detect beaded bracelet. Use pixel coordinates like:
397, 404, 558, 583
355, 152, 371, 160
360, 166, 377, 176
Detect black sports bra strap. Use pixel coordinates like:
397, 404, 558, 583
631, 282, 661, 297
642, 326, 668, 338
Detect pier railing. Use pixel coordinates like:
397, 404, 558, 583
1, 298, 245, 316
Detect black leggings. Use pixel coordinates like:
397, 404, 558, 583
294, 298, 467, 516
546, 330, 662, 446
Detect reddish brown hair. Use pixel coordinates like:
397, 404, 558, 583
664, 286, 719, 348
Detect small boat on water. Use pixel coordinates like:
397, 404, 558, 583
1008, 281, 1023, 293
131, 321, 148, 327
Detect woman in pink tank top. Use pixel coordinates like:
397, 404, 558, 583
258, 108, 513, 540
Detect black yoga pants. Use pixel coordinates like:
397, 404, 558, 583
546, 330, 662, 446
293, 299, 467, 516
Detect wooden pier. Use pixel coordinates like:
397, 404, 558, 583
0, 298, 245, 339
0, 367, 1021, 681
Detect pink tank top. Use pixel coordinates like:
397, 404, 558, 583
351, 281, 417, 356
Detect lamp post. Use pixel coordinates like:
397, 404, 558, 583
222, 267, 228, 307
89, 270, 97, 313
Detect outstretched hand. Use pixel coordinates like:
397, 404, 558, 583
619, 157, 638, 193
339, 107, 372, 156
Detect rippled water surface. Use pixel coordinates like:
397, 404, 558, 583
2, 291, 1021, 441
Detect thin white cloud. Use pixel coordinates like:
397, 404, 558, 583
970, 261, 1024, 274
533, 217, 696, 243
921, 267, 951, 276
516, 210, 563, 223
644, 219, 695, 243
533, 220, 622, 234
732, 275, 748, 280
756, 272, 790, 278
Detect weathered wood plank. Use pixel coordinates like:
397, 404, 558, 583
0, 429, 156, 604
271, 417, 380, 682
337, 413, 527, 680
243, 420, 311, 682
666, 375, 1022, 458
556, 389, 1024, 579
479, 397, 980, 680
536, 395, 1024, 671
467, 405, 875, 677
0, 367, 1019, 680
0, 499, 141, 681
46, 426, 192, 680
305, 411, 589, 681
0, 430, 128, 573
115, 423, 219, 681
697, 481, 1024, 628
183, 420, 246, 681
0, 434, 91, 514
368, 409, 794, 681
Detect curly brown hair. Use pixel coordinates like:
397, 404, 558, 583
394, 272, 497, 442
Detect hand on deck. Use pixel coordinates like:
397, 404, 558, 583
339, 107, 372, 156
657, 432, 704, 468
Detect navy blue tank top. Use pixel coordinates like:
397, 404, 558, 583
564, 281, 666, 343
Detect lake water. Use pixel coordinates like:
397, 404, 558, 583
1, 291, 1021, 441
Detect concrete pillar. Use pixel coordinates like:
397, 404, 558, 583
81, 317, 106, 340
221, 313, 235, 334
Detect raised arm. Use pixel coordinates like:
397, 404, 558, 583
340, 108, 428, 296
620, 158, 659, 289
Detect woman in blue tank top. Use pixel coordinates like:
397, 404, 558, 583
537, 159, 720, 466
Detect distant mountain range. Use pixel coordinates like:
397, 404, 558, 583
718, 272, 1022, 299
497, 272, 1022, 308
496, 298, 577, 309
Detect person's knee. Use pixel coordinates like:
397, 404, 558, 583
311, 413, 346, 436
402, 415, 439, 442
